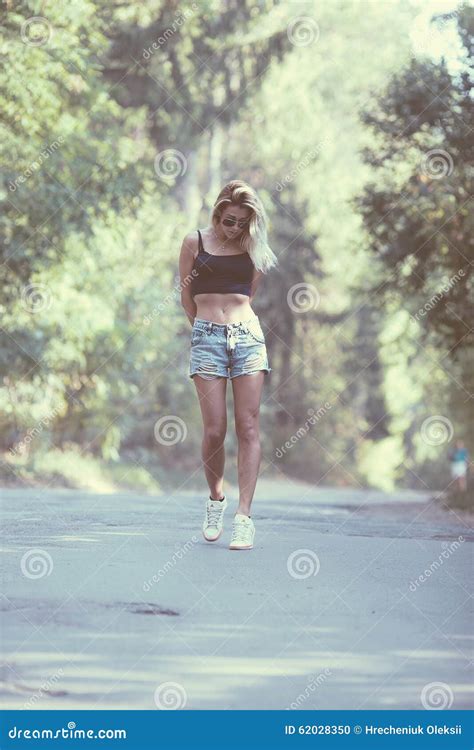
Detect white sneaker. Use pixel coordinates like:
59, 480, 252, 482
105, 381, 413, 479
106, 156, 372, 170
229, 513, 255, 550
202, 495, 228, 541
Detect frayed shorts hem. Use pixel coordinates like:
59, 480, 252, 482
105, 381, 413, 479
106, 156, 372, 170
189, 367, 272, 380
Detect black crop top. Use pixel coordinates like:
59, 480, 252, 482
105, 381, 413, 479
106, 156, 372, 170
190, 229, 254, 298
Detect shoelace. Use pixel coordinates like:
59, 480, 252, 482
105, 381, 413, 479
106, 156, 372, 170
206, 502, 225, 527
231, 519, 252, 543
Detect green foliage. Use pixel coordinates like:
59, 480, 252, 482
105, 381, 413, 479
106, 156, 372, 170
356, 6, 473, 356
1, 0, 472, 496
4, 444, 162, 493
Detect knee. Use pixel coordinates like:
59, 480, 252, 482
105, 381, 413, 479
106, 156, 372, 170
204, 426, 226, 447
235, 420, 259, 443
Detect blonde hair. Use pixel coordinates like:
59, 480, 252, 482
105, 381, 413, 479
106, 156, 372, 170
210, 180, 279, 273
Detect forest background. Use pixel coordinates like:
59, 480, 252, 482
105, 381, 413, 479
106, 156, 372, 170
1, 0, 472, 508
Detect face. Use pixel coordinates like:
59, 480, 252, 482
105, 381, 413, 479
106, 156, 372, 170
218, 205, 252, 239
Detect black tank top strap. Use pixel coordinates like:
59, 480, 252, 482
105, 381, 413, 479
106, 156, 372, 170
197, 229, 205, 255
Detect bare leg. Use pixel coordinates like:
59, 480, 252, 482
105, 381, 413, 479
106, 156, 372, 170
193, 375, 227, 499
231, 371, 265, 516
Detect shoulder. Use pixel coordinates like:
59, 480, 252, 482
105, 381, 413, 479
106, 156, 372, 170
180, 230, 200, 259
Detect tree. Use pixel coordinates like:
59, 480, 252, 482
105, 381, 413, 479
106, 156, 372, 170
356, 4, 473, 357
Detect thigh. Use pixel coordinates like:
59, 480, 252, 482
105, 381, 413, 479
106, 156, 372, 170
193, 375, 228, 432
232, 370, 265, 428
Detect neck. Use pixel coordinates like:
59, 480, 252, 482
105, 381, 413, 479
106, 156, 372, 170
213, 224, 228, 243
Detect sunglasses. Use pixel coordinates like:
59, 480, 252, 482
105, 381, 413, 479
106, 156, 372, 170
222, 217, 250, 228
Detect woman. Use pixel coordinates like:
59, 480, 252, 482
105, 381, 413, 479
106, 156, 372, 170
178, 180, 278, 550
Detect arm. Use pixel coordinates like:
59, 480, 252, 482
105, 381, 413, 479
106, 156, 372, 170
249, 267, 264, 304
178, 232, 198, 326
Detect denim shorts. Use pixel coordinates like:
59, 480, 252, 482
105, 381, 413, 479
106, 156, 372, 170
189, 313, 272, 380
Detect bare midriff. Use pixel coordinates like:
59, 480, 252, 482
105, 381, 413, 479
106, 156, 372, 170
193, 292, 254, 324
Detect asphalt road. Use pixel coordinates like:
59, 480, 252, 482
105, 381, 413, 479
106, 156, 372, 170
1, 479, 473, 710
